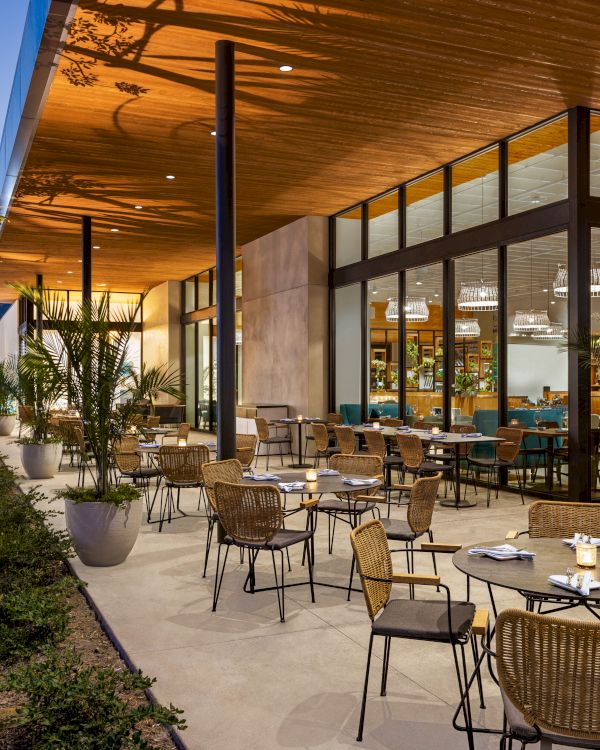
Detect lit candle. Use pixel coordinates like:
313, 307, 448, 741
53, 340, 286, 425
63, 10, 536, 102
178, 438, 187, 447
306, 469, 317, 482
576, 542, 597, 568
510, 419, 518, 426
372, 421, 380, 430
297, 414, 303, 422
431, 426, 440, 435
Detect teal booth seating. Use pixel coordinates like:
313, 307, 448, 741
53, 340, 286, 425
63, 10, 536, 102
340, 403, 412, 425
471, 408, 565, 461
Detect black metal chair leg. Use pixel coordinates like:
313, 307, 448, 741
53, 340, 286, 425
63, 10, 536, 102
357, 632, 374, 742
471, 636, 485, 709
428, 529, 438, 576
203, 517, 214, 577
270, 549, 285, 622
380, 636, 391, 696
212, 543, 230, 612
305, 539, 315, 602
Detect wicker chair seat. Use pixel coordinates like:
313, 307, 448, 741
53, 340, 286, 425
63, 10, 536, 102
383, 455, 404, 467
122, 466, 160, 479
379, 518, 419, 542
165, 478, 201, 488
263, 435, 291, 444
372, 599, 475, 641
414, 460, 453, 473
317, 498, 376, 513
224, 527, 313, 550
468, 456, 514, 468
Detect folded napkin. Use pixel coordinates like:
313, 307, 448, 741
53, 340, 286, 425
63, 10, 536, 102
467, 544, 536, 561
317, 469, 340, 476
278, 481, 305, 491
430, 433, 448, 440
462, 432, 482, 438
139, 442, 159, 448
204, 442, 217, 449
562, 534, 600, 549
549, 571, 600, 596
396, 427, 411, 432
248, 474, 281, 481
343, 477, 379, 486
367, 426, 384, 431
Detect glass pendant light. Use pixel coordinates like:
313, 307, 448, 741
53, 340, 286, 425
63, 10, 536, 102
512, 242, 550, 333
553, 263, 600, 298
455, 318, 481, 338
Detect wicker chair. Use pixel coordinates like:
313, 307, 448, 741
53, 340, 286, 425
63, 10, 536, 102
73, 426, 95, 488
350, 518, 486, 743
380, 417, 404, 427
58, 418, 84, 469
395, 433, 453, 495
235, 433, 257, 473
507, 500, 600, 540
316, 453, 383, 555
363, 429, 403, 489
312, 422, 340, 467
254, 417, 292, 470
465, 427, 524, 506
201, 459, 243, 577
334, 425, 357, 455
114, 437, 161, 515
327, 412, 344, 425
17, 405, 32, 438
151, 445, 208, 531
496, 608, 600, 749
212, 481, 315, 622
146, 415, 160, 428
163, 422, 191, 445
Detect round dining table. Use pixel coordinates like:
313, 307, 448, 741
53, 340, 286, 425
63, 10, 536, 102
453, 537, 600, 618
274, 418, 327, 469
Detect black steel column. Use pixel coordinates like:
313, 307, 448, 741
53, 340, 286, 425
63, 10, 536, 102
442, 259, 455, 432
497, 246, 508, 428
397, 270, 406, 421
215, 39, 236, 460
35, 273, 43, 339
568, 106, 591, 500
81, 215, 92, 304
360, 281, 367, 424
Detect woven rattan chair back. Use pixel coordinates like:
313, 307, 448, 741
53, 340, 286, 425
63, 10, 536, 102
255, 417, 270, 441
18, 405, 33, 422
235, 433, 257, 468
59, 419, 83, 446
528, 500, 600, 539
450, 423, 475, 457
146, 416, 160, 428
329, 453, 382, 478
395, 433, 425, 470
114, 450, 141, 474
496, 608, 600, 743
497, 440, 520, 463
497, 426, 523, 445
538, 420, 559, 429
334, 425, 356, 454
114, 435, 139, 454
363, 429, 387, 460
407, 473, 441, 533
412, 420, 430, 430
130, 413, 145, 429
312, 422, 330, 453
380, 417, 404, 427
327, 412, 344, 425
177, 423, 191, 441
159, 445, 205, 484
72, 426, 87, 455
350, 519, 392, 621
202, 459, 243, 513
214, 481, 282, 545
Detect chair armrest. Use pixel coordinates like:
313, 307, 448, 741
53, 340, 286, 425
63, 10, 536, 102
355, 494, 388, 504
505, 529, 522, 539
300, 498, 319, 509
389, 484, 412, 492
420, 542, 462, 553
471, 608, 489, 636
391, 572, 440, 586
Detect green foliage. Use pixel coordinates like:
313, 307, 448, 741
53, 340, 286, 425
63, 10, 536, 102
127, 362, 184, 408
10, 352, 65, 442
2, 648, 186, 749
418, 356, 435, 371
453, 372, 478, 397
57, 483, 141, 507
0, 358, 18, 415
406, 339, 419, 365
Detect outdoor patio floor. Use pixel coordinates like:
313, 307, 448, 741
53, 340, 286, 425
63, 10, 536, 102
1, 432, 583, 750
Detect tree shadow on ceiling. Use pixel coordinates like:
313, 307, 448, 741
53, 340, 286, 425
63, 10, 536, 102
16, 173, 102, 206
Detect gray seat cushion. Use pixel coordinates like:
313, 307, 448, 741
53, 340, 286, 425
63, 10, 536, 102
372, 598, 475, 641
317, 499, 376, 513
228, 528, 313, 550
384, 455, 404, 466
501, 689, 600, 747
380, 517, 419, 542
409, 461, 453, 473
263, 436, 290, 444
468, 457, 513, 468
124, 467, 160, 478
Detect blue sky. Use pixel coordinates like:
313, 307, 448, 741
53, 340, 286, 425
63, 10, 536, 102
0, 2, 30, 126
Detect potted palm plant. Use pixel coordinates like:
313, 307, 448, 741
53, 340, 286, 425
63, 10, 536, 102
0, 358, 18, 436
14, 286, 166, 566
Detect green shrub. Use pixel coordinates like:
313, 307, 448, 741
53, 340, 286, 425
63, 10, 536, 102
3, 648, 186, 749
57, 482, 141, 506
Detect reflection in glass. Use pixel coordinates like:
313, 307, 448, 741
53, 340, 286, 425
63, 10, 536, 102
184, 278, 196, 313
185, 324, 196, 425
368, 192, 398, 257
452, 147, 499, 231
198, 271, 210, 308
335, 208, 362, 267
197, 320, 211, 430
368, 275, 398, 417
590, 112, 600, 197
406, 172, 444, 247
508, 116, 568, 215
335, 284, 361, 416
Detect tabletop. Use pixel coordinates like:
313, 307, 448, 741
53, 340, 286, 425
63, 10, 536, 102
142, 427, 174, 435
352, 425, 503, 445
453, 537, 600, 602
137, 441, 217, 454
275, 418, 327, 425
240, 471, 381, 495
521, 427, 568, 438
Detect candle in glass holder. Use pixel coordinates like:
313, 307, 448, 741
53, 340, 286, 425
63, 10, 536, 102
510, 418, 519, 426
297, 414, 303, 422
576, 542, 597, 568
178, 438, 187, 447
431, 426, 440, 435
372, 421, 380, 430
306, 469, 317, 482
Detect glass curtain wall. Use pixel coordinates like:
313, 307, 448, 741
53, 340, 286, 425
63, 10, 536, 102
367, 275, 399, 417
591, 228, 600, 497
507, 233, 568, 494
334, 284, 361, 422
404, 263, 443, 423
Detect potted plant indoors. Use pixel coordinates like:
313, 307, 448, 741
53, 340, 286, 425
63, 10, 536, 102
13, 351, 64, 479
0, 358, 18, 436
15, 286, 158, 566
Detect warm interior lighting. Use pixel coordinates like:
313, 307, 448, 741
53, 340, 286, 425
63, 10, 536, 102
576, 542, 597, 568
178, 438, 187, 447
531, 322, 567, 341
512, 310, 551, 332
279, 64, 293, 72
134, 205, 143, 210
553, 263, 600, 297
110, 228, 119, 232
396, 296, 429, 322
210, 131, 216, 136
457, 280, 498, 310
306, 469, 317, 482
455, 318, 481, 338
166, 175, 175, 180
93, 245, 100, 249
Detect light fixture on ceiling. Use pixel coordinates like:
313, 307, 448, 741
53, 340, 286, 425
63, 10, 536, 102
542, 288, 548, 293
385, 298, 398, 321
415, 281, 423, 286
210, 130, 216, 136
513, 309, 551, 332
455, 318, 480, 338
77, 260, 82, 263
553, 263, 600, 297
110, 228, 119, 232
134, 205, 143, 210
93, 245, 100, 249
404, 297, 429, 322
457, 280, 498, 310
57, 280, 62, 284
166, 175, 175, 180
97, 283, 107, 287
67, 271, 73, 274
433, 293, 439, 298
532, 322, 567, 341
279, 64, 293, 72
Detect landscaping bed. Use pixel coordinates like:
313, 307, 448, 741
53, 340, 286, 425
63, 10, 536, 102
0, 461, 185, 749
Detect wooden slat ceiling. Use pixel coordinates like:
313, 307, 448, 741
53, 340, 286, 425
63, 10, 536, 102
1, 0, 600, 300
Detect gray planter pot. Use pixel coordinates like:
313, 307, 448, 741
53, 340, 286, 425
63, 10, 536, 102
20, 442, 62, 479
0, 415, 16, 436
65, 498, 142, 567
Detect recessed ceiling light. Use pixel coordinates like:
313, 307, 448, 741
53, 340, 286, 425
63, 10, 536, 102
550, 300, 556, 304
67, 271, 73, 274
428, 299, 433, 303
542, 288, 548, 292
57, 280, 62, 284
416, 281, 422, 285
97, 283, 107, 287
210, 130, 216, 136
110, 228, 119, 232
434, 293, 439, 298
279, 65, 293, 72
134, 205, 143, 210
166, 175, 175, 180
93, 245, 100, 249
78, 259, 82, 263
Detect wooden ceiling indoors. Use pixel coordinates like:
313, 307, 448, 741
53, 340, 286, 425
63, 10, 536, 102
1, 0, 600, 300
